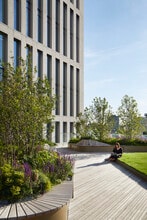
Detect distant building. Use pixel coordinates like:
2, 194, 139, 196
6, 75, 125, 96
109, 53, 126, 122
0, 0, 84, 145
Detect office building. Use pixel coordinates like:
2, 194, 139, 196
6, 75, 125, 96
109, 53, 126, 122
0, 0, 84, 145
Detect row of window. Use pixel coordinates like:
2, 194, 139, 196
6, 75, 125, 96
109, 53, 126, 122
0, 0, 80, 62
0, 31, 80, 117
55, 59, 80, 117
54, 121, 74, 143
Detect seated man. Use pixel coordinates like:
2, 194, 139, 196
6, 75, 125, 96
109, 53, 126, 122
105, 142, 123, 161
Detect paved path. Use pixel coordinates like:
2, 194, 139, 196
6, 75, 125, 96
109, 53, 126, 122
57, 148, 147, 220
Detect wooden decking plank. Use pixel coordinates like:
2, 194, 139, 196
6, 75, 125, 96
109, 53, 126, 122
8, 204, 17, 219
28, 199, 57, 211
16, 203, 26, 218
24, 201, 44, 214
0, 204, 11, 219
68, 152, 147, 220
38, 198, 66, 206
19, 202, 35, 216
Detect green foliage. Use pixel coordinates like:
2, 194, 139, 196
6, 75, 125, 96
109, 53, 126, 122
75, 97, 114, 141
0, 59, 55, 160
0, 150, 74, 203
68, 137, 81, 143
117, 95, 144, 140
103, 137, 147, 146
0, 58, 74, 203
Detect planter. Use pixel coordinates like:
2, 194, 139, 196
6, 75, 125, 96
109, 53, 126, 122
0, 180, 73, 220
68, 142, 147, 153
116, 160, 147, 182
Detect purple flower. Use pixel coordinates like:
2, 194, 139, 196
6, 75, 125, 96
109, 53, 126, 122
23, 162, 32, 178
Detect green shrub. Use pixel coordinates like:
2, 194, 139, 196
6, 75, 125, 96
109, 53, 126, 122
0, 150, 74, 203
0, 164, 25, 201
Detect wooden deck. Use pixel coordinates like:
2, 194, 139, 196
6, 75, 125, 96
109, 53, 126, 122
61, 150, 147, 220
0, 180, 73, 219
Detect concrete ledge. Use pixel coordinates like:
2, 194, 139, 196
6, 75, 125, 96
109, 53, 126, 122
122, 145, 147, 152
68, 143, 113, 152
68, 143, 147, 153
116, 160, 147, 182
0, 180, 73, 220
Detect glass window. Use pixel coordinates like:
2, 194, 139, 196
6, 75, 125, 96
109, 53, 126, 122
76, 0, 80, 9
70, 65, 74, 116
63, 122, 67, 142
55, 121, 60, 143
0, 33, 7, 80
14, 39, 21, 68
0, 0, 7, 24
76, 68, 80, 116
55, 0, 60, 52
26, 44, 32, 75
37, 0, 43, 43
47, 0, 52, 48
70, 122, 74, 139
63, 62, 67, 116
76, 15, 79, 62
14, 0, 21, 31
26, 0, 32, 37
37, 50, 43, 78
63, 3, 67, 56
55, 59, 60, 115
70, 9, 74, 59
26, 44, 32, 60
47, 54, 52, 82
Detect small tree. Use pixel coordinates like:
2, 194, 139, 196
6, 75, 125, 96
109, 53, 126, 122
89, 97, 114, 140
0, 58, 55, 160
75, 97, 114, 141
75, 109, 92, 138
117, 95, 144, 140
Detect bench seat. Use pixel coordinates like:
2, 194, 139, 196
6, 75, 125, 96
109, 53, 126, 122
0, 180, 73, 220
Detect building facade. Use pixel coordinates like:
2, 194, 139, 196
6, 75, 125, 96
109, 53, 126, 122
0, 0, 84, 145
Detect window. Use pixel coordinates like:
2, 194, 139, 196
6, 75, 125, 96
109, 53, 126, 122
76, 15, 79, 62
26, 45, 32, 75
14, 39, 21, 68
0, 32, 7, 80
55, 59, 60, 115
55, 122, 60, 143
76, 0, 80, 9
0, 0, 7, 24
47, 123, 52, 141
26, 0, 32, 37
14, 0, 21, 31
63, 3, 67, 56
76, 68, 80, 116
55, 0, 60, 52
70, 122, 74, 139
63, 62, 67, 116
63, 122, 67, 142
70, 9, 74, 59
37, 50, 43, 78
0, 33, 7, 63
47, 54, 52, 82
70, 65, 74, 116
47, 0, 52, 48
37, 0, 43, 43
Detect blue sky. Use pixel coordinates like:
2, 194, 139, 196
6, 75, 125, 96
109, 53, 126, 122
84, 0, 147, 116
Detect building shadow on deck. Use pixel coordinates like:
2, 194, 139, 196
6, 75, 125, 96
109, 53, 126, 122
111, 161, 147, 190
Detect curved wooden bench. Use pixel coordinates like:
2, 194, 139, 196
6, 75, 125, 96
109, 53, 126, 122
0, 180, 73, 220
